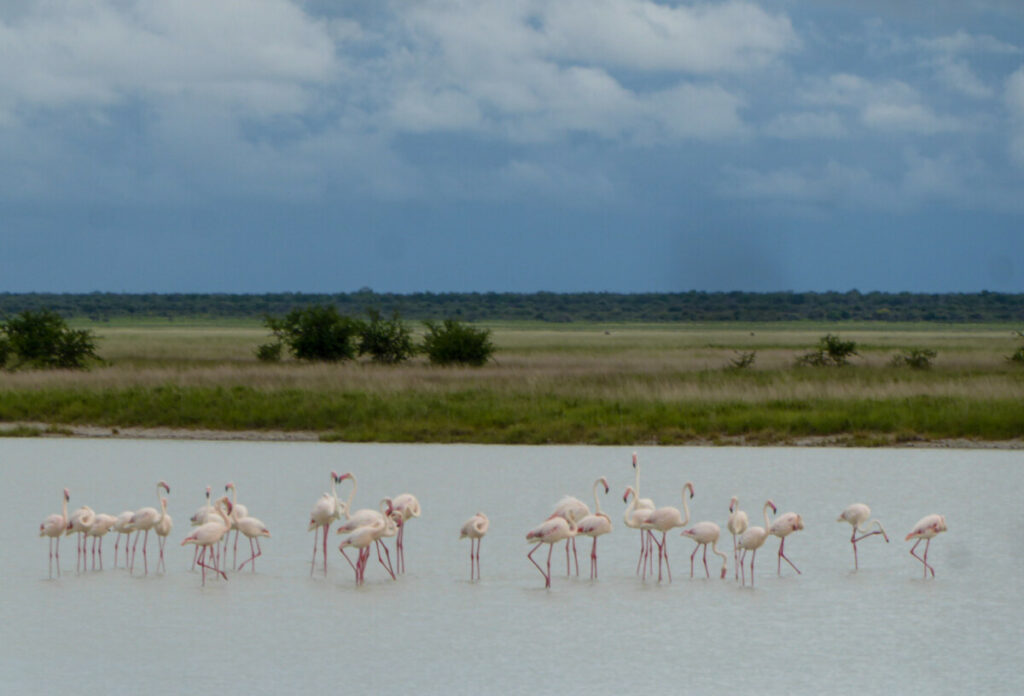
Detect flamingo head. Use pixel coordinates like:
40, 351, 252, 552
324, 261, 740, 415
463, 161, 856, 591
225, 482, 234, 492
766, 499, 777, 514
336, 472, 353, 484
204, 486, 211, 499
685, 481, 695, 499
729, 496, 737, 513
158, 480, 170, 494
937, 516, 948, 533
622, 486, 635, 503
794, 515, 804, 531
600, 476, 609, 495
632, 452, 638, 468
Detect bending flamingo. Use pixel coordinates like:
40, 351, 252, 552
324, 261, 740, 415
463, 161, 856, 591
622, 486, 655, 579
236, 515, 271, 572
66, 505, 96, 573
112, 510, 134, 569
337, 511, 400, 585
526, 514, 578, 588
390, 492, 420, 575
681, 521, 728, 579
837, 503, 889, 570
180, 496, 232, 586
39, 487, 70, 578
459, 512, 489, 581
575, 477, 612, 580
308, 471, 345, 576
768, 504, 804, 576
551, 492, 589, 577
86, 513, 118, 570
727, 496, 749, 581
906, 514, 947, 578
737, 500, 776, 587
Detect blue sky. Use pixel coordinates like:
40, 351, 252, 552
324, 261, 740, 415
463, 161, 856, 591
2, 0, 1023, 294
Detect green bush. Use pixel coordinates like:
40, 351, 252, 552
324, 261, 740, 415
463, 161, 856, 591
421, 319, 494, 366
1, 309, 99, 369
728, 351, 756, 369
263, 305, 361, 362
359, 308, 416, 364
796, 333, 858, 367
255, 341, 283, 362
890, 348, 937, 369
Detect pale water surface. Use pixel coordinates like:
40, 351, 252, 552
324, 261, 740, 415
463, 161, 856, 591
2, 439, 1021, 695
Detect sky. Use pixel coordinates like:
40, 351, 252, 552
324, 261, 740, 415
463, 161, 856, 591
2, 0, 1023, 294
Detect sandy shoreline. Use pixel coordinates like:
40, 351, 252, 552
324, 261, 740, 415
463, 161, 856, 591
2, 421, 1022, 449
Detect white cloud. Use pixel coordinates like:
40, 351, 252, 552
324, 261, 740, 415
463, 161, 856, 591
804, 74, 961, 134
1006, 67, 1024, 164
914, 30, 1020, 56
763, 111, 846, 139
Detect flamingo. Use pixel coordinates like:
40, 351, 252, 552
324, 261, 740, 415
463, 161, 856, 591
390, 493, 420, 574
235, 515, 271, 572
112, 510, 134, 569
551, 492, 589, 577
189, 486, 214, 570
737, 500, 776, 587
768, 505, 805, 576
180, 496, 232, 586
459, 512, 489, 581
837, 503, 889, 570
308, 471, 345, 576
526, 514, 578, 588
224, 482, 249, 570
727, 496, 749, 581
680, 521, 728, 579
644, 482, 694, 583
85, 513, 118, 570
628, 452, 656, 574
154, 495, 173, 573
906, 514, 947, 578
622, 486, 655, 578
39, 487, 70, 578
130, 481, 170, 575
66, 505, 96, 573
337, 512, 400, 585
575, 477, 612, 580
335, 493, 398, 580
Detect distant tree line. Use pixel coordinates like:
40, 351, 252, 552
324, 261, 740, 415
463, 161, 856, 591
1, 290, 1022, 323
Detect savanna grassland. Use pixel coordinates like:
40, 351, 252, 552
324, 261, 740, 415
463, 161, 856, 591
1, 319, 1023, 446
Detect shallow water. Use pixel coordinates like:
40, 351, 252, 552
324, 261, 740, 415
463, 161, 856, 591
2, 439, 1021, 695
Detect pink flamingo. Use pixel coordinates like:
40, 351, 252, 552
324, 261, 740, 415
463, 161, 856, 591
335, 495, 397, 580
39, 487, 70, 578
644, 482, 694, 583
459, 512, 489, 581
390, 493, 420, 575
681, 521, 728, 579
768, 505, 804, 576
737, 500, 775, 587
727, 496, 749, 581
526, 514, 578, 588
154, 495, 173, 573
189, 487, 214, 570
308, 471, 345, 576
235, 515, 271, 572
66, 504, 95, 573
837, 503, 889, 570
337, 512, 400, 585
112, 510, 134, 568
180, 496, 232, 586
224, 482, 249, 570
575, 477, 612, 580
551, 492, 589, 577
627, 452, 656, 574
130, 480, 170, 575
86, 513, 118, 570
622, 486, 655, 578
905, 514, 947, 578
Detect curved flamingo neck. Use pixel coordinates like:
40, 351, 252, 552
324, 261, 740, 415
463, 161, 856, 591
343, 475, 358, 519
592, 478, 606, 515
61, 491, 69, 522
763, 501, 775, 528
680, 483, 693, 527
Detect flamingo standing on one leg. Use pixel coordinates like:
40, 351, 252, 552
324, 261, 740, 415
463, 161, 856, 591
130, 481, 170, 575
236, 515, 271, 572
838, 503, 889, 570
768, 505, 805, 576
112, 510, 134, 569
459, 512, 489, 581
180, 497, 232, 586
86, 513, 117, 570
154, 495, 173, 573
308, 471, 345, 576
224, 482, 249, 570
906, 514, 947, 578
390, 493, 420, 575
727, 496, 748, 582
644, 482, 694, 583
526, 514, 578, 589
737, 500, 776, 587
39, 488, 70, 578
681, 521, 728, 579
66, 505, 96, 573
575, 477, 612, 580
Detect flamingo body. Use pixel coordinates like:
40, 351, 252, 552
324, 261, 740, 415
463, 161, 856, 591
459, 512, 489, 581
905, 514, 947, 578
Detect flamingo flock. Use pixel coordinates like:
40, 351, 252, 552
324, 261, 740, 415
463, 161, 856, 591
38, 453, 948, 588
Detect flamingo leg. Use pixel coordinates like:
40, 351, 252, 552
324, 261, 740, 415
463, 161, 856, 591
689, 544, 699, 578
732, 534, 739, 581
636, 531, 645, 575
527, 542, 550, 587
702, 544, 710, 578
311, 526, 319, 576
564, 539, 571, 576
739, 548, 747, 586
198, 546, 207, 585
590, 537, 598, 580
340, 547, 359, 581
323, 524, 329, 576
375, 540, 396, 580
750, 549, 757, 587
909, 538, 936, 578
777, 537, 801, 575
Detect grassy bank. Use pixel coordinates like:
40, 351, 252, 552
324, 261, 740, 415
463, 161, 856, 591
2, 321, 1023, 445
